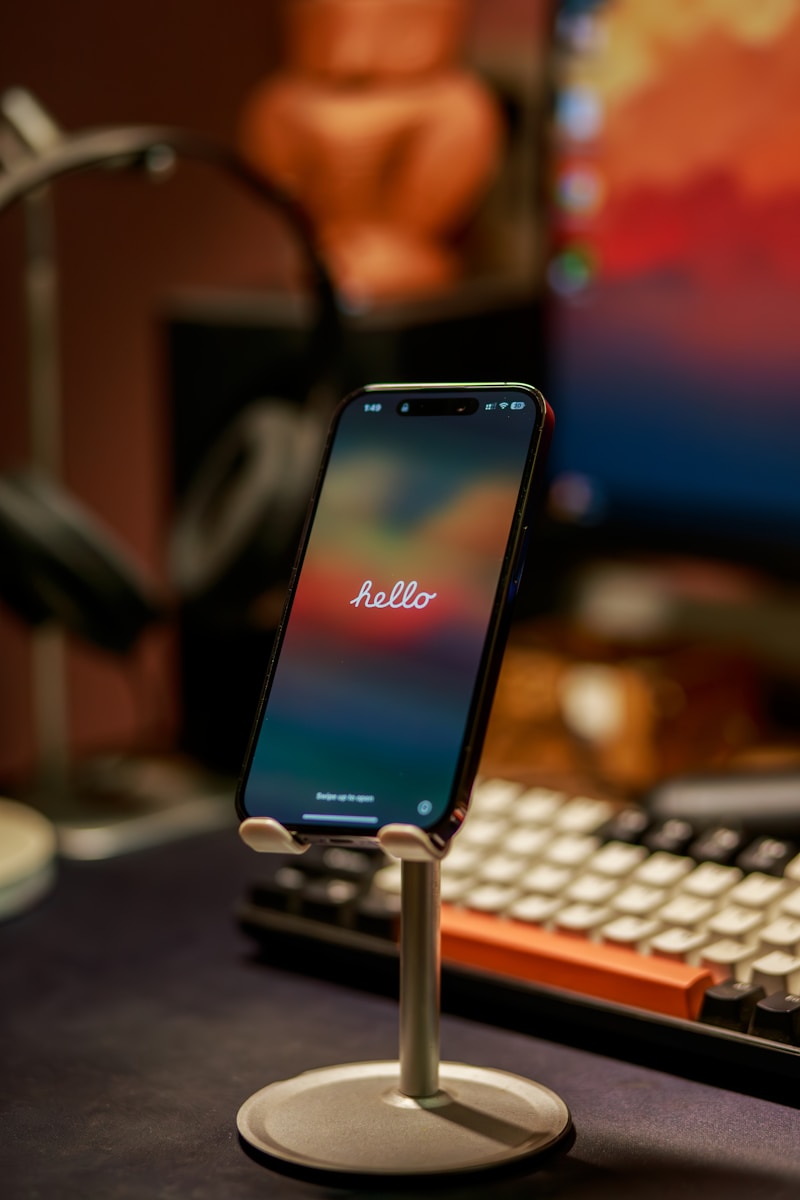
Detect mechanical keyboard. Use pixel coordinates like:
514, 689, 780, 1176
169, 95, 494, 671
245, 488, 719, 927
237, 778, 800, 1106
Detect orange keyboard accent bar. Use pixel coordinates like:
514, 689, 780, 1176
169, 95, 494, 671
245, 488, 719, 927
440, 905, 714, 1020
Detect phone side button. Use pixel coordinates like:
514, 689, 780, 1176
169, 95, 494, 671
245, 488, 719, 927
508, 528, 529, 600
440, 904, 713, 1020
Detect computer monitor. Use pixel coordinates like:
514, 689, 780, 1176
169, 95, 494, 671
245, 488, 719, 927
545, 0, 800, 579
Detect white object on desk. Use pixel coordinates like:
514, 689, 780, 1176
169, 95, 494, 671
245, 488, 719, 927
0, 797, 57, 920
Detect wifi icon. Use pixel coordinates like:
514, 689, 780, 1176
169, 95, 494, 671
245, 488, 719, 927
498, 402, 509, 410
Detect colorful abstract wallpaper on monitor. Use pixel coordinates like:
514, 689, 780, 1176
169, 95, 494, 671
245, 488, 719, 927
549, 0, 800, 546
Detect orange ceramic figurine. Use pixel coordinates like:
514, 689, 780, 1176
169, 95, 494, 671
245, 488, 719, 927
238, 0, 503, 302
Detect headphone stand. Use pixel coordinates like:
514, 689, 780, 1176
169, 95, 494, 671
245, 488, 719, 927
7, 94, 71, 794
237, 818, 572, 1179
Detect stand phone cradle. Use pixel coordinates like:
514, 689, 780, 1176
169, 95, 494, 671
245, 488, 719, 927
237, 817, 572, 1178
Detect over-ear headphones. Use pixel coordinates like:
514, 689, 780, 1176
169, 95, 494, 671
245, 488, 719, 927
0, 466, 159, 652
170, 399, 326, 611
0, 123, 342, 651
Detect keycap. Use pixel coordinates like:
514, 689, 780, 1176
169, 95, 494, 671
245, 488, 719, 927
554, 902, 612, 935
479, 854, 529, 886
519, 863, 573, 896
749, 993, 800, 1045
544, 834, 600, 868
643, 818, 695, 855
515, 788, 565, 825
700, 939, 755, 983
458, 817, 508, 848
250, 873, 303, 913
611, 883, 667, 917
780, 888, 800, 919
553, 796, 614, 834
270, 866, 310, 910
443, 841, 482, 875
506, 893, 563, 925
680, 861, 742, 900
288, 845, 333, 876
633, 851, 694, 889
706, 905, 762, 941
372, 862, 403, 895
749, 951, 800, 996
727, 872, 788, 910
300, 876, 359, 922
757, 917, 800, 955
736, 836, 797, 877
657, 894, 715, 928
273, 864, 307, 891
784, 853, 800, 884
597, 806, 650, 844
649, 927, 710, 961
699, 980, 765, 1031
440, 904, 714, 1018
356, 888, 400, 937
688, 826, 746, 865
503, 825, 552, 859
464, 883, 518, 914
439, 874, 470, 904
471, 778, 523, 814
565, 872, 619, 906
320, 846, 380, 881
588, 841, 649, 878
601, 915, 661, 949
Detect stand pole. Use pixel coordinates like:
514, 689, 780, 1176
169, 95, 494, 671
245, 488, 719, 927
399, 859, 440, 1098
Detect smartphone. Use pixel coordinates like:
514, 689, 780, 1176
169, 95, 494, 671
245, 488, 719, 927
236, 382, 553, 848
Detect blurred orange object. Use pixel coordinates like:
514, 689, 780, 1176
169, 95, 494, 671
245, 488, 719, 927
480, 624, 765, 798
238, 0, 503, 302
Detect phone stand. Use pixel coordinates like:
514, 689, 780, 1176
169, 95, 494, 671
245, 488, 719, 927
236, 817, 572, 1179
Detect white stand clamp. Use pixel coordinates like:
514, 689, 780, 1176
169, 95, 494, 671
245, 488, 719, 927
237, 817, 572, 1179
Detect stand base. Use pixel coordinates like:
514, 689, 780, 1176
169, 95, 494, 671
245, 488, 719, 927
237, 1060, 571, 1178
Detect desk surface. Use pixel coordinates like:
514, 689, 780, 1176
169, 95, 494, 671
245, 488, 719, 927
2, 827, 799, 1198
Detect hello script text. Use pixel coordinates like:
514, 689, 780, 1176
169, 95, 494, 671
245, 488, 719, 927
349, 580, 437, 610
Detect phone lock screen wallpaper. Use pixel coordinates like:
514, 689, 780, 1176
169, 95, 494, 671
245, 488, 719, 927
241, 392, 541, 834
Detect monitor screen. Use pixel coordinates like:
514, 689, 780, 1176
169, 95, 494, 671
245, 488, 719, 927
545, 0, 800, 573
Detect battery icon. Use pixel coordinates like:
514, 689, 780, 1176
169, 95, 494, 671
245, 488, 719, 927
510, 401, 526, 410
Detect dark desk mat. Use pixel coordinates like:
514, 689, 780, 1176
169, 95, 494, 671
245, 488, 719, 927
2, 829, 799, 1198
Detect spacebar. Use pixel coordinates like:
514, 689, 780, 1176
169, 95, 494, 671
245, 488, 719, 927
440, 905, 714, 1020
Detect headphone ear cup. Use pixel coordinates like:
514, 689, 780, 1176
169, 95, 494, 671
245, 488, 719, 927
169, 401, 323, 611
0, 468, 161, 653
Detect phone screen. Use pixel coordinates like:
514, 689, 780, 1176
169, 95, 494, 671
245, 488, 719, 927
238, 385, 548, 839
